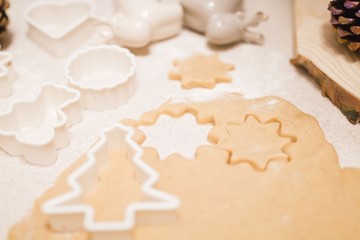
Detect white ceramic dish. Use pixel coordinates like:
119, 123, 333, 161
42, 123, 180, 240
0, 83, 82, 166
114, 0, 183, 42
91, 13, 152, 48
66, 44, 136, 111
24, 0, 96, 57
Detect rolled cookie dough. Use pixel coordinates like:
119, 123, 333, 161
9, 93, 360, 240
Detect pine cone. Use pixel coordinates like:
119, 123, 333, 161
0, 0, 9, 37
328, 0, 360, 51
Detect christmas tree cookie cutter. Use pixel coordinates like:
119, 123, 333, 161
65, 45, 136, 111
0, 83, 82, 166
0, 51, 15, 98
24, 0, 97, 57
42, 123, 180, 240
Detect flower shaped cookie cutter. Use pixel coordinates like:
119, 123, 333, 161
0, 83, 82, 165
0, 51, 15, 98
66, 45, 136, 111
24, 0, 96, 57
42, 123, 180, 240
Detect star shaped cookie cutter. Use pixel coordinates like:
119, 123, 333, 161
0, 51, 15, 98
0, 83, 82, 165
42, 123, 180, 240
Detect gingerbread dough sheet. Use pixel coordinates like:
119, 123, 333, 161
9, 93, 360, 240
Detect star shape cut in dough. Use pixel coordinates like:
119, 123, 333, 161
217, 115, 293, 171
168, 53, 235, 89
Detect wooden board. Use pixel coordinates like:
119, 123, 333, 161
291, 0, 360, 124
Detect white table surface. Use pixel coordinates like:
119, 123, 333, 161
1, 0, 360, 239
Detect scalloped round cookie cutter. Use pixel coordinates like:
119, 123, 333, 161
65, 45, 136, 111
0, 83, 82, 166
24, 0, 97, 57
42, 123, 180, 240
0, 51, 16, 98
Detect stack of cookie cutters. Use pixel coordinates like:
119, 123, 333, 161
42, 123, 180, 240
0, 45, 137, 164
0, 83, 82, 165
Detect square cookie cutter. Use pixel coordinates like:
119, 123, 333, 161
0, 83, 82, 165
42, 123, 180, 240
65, 45, 136, 111
24, 0, 97, 57
0, 51, 15, 98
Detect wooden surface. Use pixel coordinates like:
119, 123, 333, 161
292, 0, 360, 124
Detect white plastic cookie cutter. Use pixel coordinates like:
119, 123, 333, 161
91, 0, 183, 48
24, 0, 97, 57
0, 83, 82, 166
42, 123, 180, 240
66, 44, 136, 111
0, 51, 15, 98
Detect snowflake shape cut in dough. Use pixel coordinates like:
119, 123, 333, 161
217, 115, 293, 171
168, 53, 235, 89
139, 114, 212, 160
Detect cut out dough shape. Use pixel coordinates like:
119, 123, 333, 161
217, 114, 294, 171
9, 93, 360, 240
168, 54, 235, 89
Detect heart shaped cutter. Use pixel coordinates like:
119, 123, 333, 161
42, 123, 180, 240
24, 0, 96, 57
